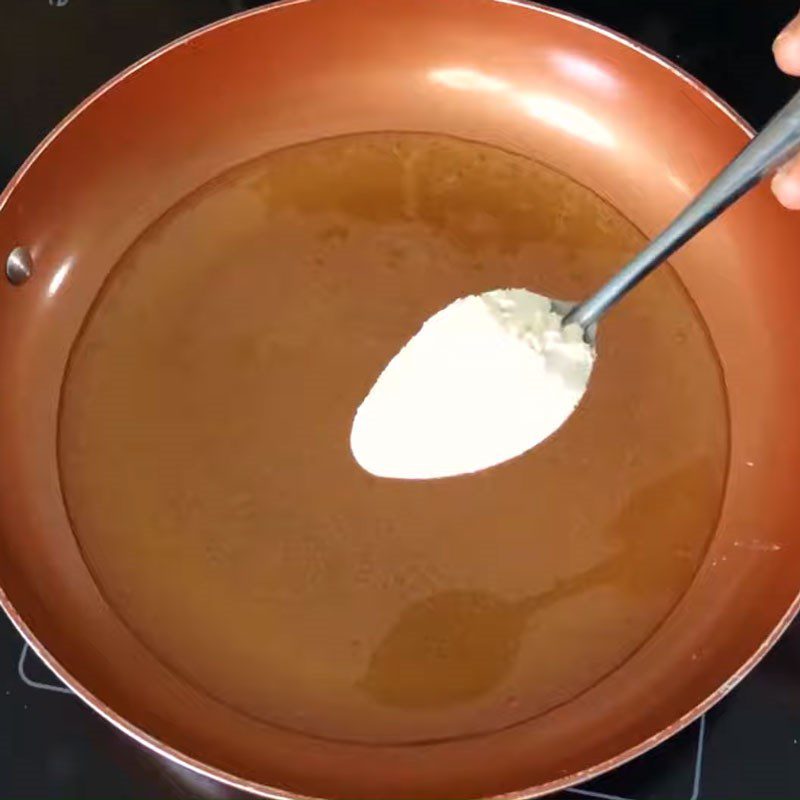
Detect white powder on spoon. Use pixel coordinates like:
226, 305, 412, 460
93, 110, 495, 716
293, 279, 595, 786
350, 288, 595, 480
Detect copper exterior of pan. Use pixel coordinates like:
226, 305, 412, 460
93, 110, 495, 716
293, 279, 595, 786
1, 1, 800, 798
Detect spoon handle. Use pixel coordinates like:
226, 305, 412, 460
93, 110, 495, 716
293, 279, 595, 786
565, 88, 800, 331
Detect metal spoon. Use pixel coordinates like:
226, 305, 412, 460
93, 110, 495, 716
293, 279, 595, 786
352, 91, 800, 481
562, 89, 800, 342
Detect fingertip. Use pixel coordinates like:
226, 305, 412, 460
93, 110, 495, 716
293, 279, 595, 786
774, 18, 800, 75
772, 169, 800, 210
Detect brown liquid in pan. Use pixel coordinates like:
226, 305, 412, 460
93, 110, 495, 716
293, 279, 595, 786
58, 133, 729, 744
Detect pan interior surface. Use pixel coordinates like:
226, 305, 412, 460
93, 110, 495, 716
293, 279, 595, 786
57, 132, 729, 746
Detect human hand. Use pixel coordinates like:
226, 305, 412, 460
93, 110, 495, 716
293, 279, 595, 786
772, 12, 800, 208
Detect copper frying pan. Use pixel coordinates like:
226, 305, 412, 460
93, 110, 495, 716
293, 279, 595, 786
1, 1, 800, 797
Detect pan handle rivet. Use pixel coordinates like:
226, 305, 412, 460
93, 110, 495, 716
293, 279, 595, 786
6, 246, 33, 286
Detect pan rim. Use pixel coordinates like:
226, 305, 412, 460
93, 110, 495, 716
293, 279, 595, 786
2, 2, 795, 800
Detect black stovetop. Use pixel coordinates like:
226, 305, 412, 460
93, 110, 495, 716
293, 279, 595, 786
1, 1, 799, 798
